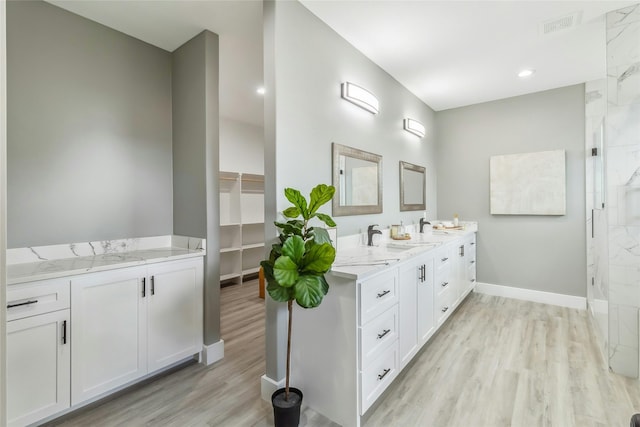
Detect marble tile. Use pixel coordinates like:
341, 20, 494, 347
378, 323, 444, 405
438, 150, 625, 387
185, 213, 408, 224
607, 20, 640, 68
609, 343, 639, 378
609, 63, 640, 106
616, 185, 640, 226
585, 81, 606, 117
606, 145, 640, 187
607, 103, 640, 147
607, 4, 640, 29
609, 225, 640, 267
618, 305, 639, 349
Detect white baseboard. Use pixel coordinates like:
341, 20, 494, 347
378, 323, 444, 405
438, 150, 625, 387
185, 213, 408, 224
201, 339, 224, 366
261, 374, 285, 402
475, 282, 586, 310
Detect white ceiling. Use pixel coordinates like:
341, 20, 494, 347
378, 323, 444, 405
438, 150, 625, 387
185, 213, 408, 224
46, 0, 634, 125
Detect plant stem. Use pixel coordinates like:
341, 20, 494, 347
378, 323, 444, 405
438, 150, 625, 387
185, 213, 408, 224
285, 299, 293, 401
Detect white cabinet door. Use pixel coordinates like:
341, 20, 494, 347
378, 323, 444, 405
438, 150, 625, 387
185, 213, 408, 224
7, 309, 70, 427
417, 256, 435, 345
147, 259, 203, 373
398, 259, 419, 369
71, 267, 147, 405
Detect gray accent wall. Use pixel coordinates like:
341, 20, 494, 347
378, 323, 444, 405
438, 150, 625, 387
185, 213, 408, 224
263, 0, 437, 383
436, 85, 586, 297
172, 31, 221, 345
6, 1, 173, 248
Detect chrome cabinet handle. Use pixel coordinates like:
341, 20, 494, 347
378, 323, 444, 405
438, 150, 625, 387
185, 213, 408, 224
377, 329, 391, 339
470, 260, 475, 264
151, 276, 155, 295
442, 306, 449, 313
441, 282, 448, 287
470, 242, 475, 245
142, 277, 146, 298
441, 257, 448, 262
377, 368, 391, 381
7, 299, 38, 309
376, 290, 391, 298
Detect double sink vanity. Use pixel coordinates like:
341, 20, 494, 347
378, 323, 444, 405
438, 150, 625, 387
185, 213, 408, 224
291, 223, 478, 427
5, 236, 205, 427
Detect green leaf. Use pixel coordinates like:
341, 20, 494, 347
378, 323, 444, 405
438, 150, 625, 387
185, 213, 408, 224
281, 235, 305, 265
294, 275, 327, 308
308, 184, 335, 214
274, 256, 299, 287
318, 275, 330, 294
267, 280, 293, 302
274, 221, 303, 236
302, 243, 336, 274
284, 188, 308, 218
314, 212, 336, 227
311, 227, 333, 245
282, 207, 301, 219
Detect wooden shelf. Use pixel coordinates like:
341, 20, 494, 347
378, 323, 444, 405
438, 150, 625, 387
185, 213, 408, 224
220, 273, 241, 281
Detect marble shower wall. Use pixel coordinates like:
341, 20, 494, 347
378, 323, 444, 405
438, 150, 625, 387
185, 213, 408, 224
606, 3, 640, 378
585, 79, 608, 361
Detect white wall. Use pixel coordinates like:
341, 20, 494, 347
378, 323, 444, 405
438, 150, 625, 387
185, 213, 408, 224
436, 85, 586, 298
220, 117, 264, 174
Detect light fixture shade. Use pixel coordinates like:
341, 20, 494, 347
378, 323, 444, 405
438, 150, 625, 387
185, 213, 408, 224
403, 118, 425, 138
341, 82, 379, 114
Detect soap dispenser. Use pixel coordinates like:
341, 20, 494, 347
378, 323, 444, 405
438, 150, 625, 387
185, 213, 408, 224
453, 213, 459, 227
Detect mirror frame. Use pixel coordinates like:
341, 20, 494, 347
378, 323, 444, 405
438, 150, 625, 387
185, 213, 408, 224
332, 142, 383, 216
399, 161, 426, 211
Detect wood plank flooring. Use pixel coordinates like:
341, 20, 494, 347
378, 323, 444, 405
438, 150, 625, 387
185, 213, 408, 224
47, 284, 640, 426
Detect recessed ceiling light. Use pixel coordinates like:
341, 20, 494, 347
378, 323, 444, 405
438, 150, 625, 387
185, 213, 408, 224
518, 69, 535, 78
256, 87, 266, 95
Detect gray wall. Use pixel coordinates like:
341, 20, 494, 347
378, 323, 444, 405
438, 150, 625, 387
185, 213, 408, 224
6, 1, 173, 248
270, 1, 437, 238
220, 117, 264, 174
172, 31, 221, 345
263, 0, 437, 383
436, 85, 586, 297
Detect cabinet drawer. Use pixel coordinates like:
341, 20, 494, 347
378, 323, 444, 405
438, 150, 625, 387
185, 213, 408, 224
435, 249, 452, 272
359, 270, 398, 325
435, 270, 452, 297
360, 341, 398, 414
435, 284, 454, 324
7, 279, 70, 321
360, 305, 398, 369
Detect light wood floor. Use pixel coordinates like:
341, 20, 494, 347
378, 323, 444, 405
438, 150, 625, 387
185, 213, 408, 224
48, 282, 640, 426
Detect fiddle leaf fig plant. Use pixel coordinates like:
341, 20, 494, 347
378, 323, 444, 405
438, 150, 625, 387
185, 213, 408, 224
260, 184, 336, 402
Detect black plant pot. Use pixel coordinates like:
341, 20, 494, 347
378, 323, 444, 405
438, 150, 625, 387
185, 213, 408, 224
271, 387, 303, 427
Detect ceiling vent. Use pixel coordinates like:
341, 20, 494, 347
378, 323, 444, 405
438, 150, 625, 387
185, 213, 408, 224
539, 11, 583, 36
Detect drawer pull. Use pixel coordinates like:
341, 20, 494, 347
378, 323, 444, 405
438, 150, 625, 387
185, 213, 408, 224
377, 329, 391, 339
471, 242, 475, 245
142, 277, 146, 298
377, 368, 391, 381
442, 306, 449, 313
470, 260, 475, 264
441, 282, 448, 287
151, 276, 155, 295
441, 257, 448, 262
62, 320, 67, 345
471, 279, 476, 283
7, 299, 38, 309
376, 290, 391, 298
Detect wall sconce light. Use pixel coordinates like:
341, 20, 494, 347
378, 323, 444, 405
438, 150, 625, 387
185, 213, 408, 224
403, 118, 425, 138
341, 82, 379, 114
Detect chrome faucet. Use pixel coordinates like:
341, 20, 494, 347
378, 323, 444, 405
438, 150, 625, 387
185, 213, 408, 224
419, 217, 430, 233
367, 224, 382, 246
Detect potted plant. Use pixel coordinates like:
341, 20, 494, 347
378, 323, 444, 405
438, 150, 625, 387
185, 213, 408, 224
260, 184, 337, 427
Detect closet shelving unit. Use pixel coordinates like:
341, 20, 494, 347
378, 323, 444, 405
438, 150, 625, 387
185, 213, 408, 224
219, 171, 265, 286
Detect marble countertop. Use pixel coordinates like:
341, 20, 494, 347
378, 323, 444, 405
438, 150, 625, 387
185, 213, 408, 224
7, 236, 205, 285
330, 225, 476, 281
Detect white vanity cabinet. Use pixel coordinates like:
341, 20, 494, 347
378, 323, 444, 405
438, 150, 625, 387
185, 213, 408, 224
398, 252, 435, 369
6, 279, 71, 427
291, 230, 477, 427
71, 258, 203, 405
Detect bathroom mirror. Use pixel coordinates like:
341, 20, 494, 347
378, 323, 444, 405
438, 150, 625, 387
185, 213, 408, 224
399, 161, 426, 211
332, 142, 383, 216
